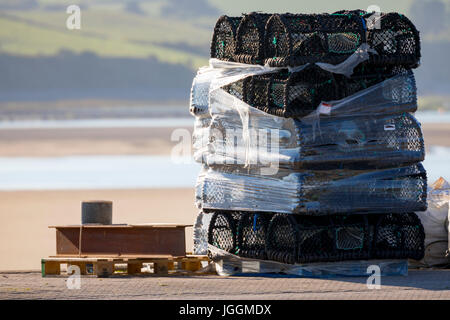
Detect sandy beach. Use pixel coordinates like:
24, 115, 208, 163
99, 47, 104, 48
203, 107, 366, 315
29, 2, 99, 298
0, 123, 447, 158
0, 126, 192, 157
0, 123, 448, 271
421, 123, 450, 148
0, 188, 198, 270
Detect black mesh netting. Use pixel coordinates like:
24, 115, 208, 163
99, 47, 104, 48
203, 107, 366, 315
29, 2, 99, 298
223, 64, 417, 118
373, 212, 425, 260
235, 12, 271, 64
210, 12, 420, 68
265, 13, 366, 67
207, 211, 241, 253
211, 15, 242, 61
367, 12, 421, 68
208, 211, 425, 263
236, 213, 272, 260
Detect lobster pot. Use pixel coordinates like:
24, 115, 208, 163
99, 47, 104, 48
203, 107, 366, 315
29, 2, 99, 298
204, 109, 424, 169
340, 65, 416, 102
265, 214, 298, 264
266, 214, 370, 264
223, 65, 417, 118
207, 211, 272, 259
242, 66, 338, 118
195, 163, 427, 215
196, 167, 304, 214
373, 212, 426, 260
211, 15, 242, 61
267, 66, 337, 118
265, 212, 424, 264
235, 12, 271, 64
263, 12, 420, 67
203, 105, 301, 169
236, 213, 271, 260
207, 211, 425, 264
207, 211, 240, 253
209, 11, 421, 68
367, 12, 420, 68
297, 112, 424, 168
295, 163, 427, 214
264, 13, 366, 67
200, 86, 424, 169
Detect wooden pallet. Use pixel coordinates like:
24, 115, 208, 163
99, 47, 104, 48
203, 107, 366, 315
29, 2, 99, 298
41, 254, 211, 277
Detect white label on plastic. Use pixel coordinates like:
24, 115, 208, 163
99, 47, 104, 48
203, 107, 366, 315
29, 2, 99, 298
242, 261, 260, 273
318, 102, 332, 115
384, 124, 396, 131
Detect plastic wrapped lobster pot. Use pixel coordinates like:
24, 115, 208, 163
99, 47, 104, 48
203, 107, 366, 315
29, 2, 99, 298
337, 65, 417, 104
298, 112, 425, 168
207, 211, 241, 253
236, 212, 271, 260
196, 166, 304, 214
211, 15, 242, 62
373, 212, 425, 260
202, 80, 423, 169
223, 64, 417, 118
266, 214, 371, 264
195, 163, 427, 215
298, 163, 427, 214
203, 105, 301, 169
202, 107, 424, 169
266, 212, 425, 264
235, 12, 271, 64
244, 65, 339, 118
264, 13, 366, 67
366, 12, 420, 68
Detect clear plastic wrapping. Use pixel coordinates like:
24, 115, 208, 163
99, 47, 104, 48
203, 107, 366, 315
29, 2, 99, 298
193, 211, 213, 255
192, 12, 426, 270
213, 251, 408, 277
223, 63, 417, 118
196, 163, 427, 215
196, 87, 423, 169
190, 58, 423, 170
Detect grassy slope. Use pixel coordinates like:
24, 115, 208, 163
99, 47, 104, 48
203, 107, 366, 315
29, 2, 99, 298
3, 0, 450, 68
1, 3, 212, 68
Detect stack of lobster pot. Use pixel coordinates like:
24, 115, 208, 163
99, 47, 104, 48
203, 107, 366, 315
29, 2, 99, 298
191, 10, 427, 266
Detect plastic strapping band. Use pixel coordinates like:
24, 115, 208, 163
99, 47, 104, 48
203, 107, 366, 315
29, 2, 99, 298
361, 16, 367, 31
253, 214, 259, 232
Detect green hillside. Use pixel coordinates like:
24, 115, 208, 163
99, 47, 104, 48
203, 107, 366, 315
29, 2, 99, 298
0, 0, 436, 70
0, 3, 213, 68
1, 0, 450, 102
